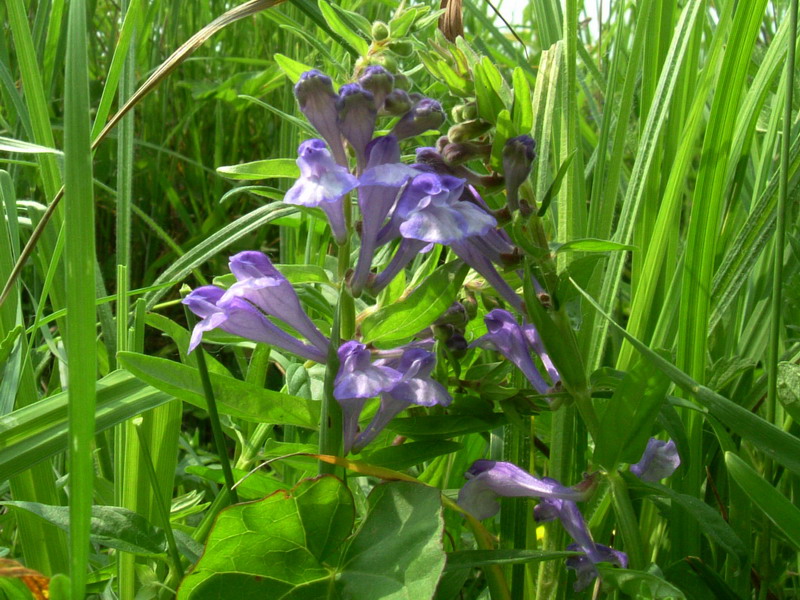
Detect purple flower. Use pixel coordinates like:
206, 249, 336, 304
391, 98, 446, 140
367, 172, 496, 295
294, 70, 347, 166
472, 309, 557, 394
336, 83, 377, 170
352, 349, 451, 452
535, 493, 627, 591
457, 460, 589, 520
183, 285, 326, 362
350, 136, 419, 296
284, 139, 358, 245
333, 341, 401, 454
630, 438, 680, 482
449, 239, 525, 313
333, 344, 451, 454
222, 251, 329, 356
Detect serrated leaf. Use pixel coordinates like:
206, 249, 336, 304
360, 261, 468, 347
216, 158, 299, 180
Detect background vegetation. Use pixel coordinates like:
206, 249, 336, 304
0, 0, 798, 598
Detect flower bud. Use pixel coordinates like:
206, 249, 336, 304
388, 40, 413, 57
442, 141, 491, 165
294, 70, 346, 165
382, 89, 412, 115
446, 333, 469, 358
393, 73, 410, 90
358, 65, 394, 111
502, 135, 536, 211
447, 119, 492, 143
337, 83, 377, 167
371, 21, 390, 41
391, 98, 446, 140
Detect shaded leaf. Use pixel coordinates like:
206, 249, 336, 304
0, 502, 167, 556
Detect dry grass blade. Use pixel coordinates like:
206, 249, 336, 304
0, 0, 285, 309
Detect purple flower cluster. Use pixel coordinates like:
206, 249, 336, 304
457, 460, 626, 591
288, 68, 530, 311
334, 341, 451, 453
183, 251, 329, 363
472, 308, 559, 395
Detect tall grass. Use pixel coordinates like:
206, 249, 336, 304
1, 0, 798, 598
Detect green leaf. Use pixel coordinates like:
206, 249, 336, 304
630, 477, 748, 563
273, 53, 315, 84
0, 370, 173, 481
598, 566, 686, 599
317, 0, 369, 55
178, 478, 446, 600
360, 261, 469, 348
554, 239, 636, 254
777, 362, 800, 423
594, 358, 670, 469
0, 502, 167, 555
360, 440, 462, 470
0, 136, 63, 156
537, 151, 574, 217
387, 414, 506, 438
0, 325, 22, 368
337, 481, 445, 599
573, 279, 800, 477
473, 58, 507, 124
446, 549, 577, 570
725, 452, 800, 550
118, 352, 319, 428
216, 158, 299, 180
184, 465, 297, 501
0, 577, 35, 600
388, 9, 417, 37
178, 476, 354, 599
511, 67, 532, 134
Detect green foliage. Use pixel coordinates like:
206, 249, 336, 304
178, 477, 446, 599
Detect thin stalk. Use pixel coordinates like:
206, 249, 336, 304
767, 0, 797, 427
133, 419, 185, 581
607, 471, 645, 570
319, 295, 343, 475
182, 302, 238, 505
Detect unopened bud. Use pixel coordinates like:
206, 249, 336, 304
502, 135, 536, 211
388, 40, 413, 57
358, 65, 394, 111
371, 21, 390, 41
382, 89, 412, 115
337, 84, 377, 166
294, 70, 346, 165
442, 141, 491, 165
391, 98, 446, 140
447, 119, 492, 143
446, 333, 469, 358
393, 73, 410, 90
